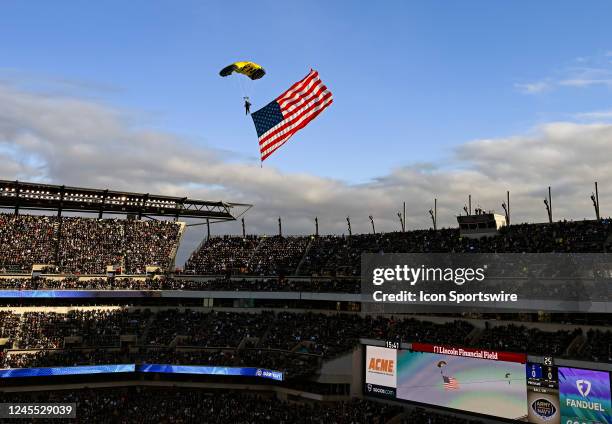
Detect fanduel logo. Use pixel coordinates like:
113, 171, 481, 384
576, 379, 592, 397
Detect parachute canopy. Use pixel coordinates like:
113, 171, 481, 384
219, 61, 266, 80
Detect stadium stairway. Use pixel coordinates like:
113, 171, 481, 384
464, 326, 482, 345
247, 237, 266, 271
237, 336, 257, 351
569, 333, 588, 358
295, 237, 315, 275
9, 313, 24, 350
138, 313, 157, 346
257, 325, 273, 348
168, 221, 186, 272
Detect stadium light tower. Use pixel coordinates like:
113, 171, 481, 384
397, 212, 405, 232
278, 217, 282, 237
544, 186, 553, 224
346, 216, 352, 236
315, 216, 319, 237
429, 198, 437, 230
502, 190, 510, 225
591, 182, 601, 221
241, 217, 246, 238
369, 215, 376, 234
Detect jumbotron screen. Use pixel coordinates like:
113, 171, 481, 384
558, 367, 612, 424
364, 345, 529, 420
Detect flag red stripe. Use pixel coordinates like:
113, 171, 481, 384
278, 75, 323, 109
260, 96, 333, 155
276, 70, 318, 102
259, 92, 333, 147
277, 70, 318, 102
260, 98, 333, 160
260, 99, 333, 160
277, 74, 320, 107
259, 94, 333, 151
282, 81, 329, 118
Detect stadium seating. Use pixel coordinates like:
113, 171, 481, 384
0, 388, 405, 423
0, 308, 600, 376
184, 219, 612, 276
0, 213, 182, 274
0, 276, 362, 292
2, 214, 611, 423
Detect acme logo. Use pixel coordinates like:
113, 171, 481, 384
368, 358, 394, 374
576, 379, 592, 397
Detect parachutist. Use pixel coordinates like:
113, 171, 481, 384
244, 97, 252, 115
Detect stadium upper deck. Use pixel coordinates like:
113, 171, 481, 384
1, 212, 611, 277
0, 180, 253, 274
184, 219, 612, 276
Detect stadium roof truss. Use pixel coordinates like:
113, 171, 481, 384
0, 180, 252, 222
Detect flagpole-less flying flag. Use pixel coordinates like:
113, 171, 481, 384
443, 375, 460, 390
251, 69, 333, 162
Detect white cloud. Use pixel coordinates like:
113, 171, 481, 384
516, 52, 612, 93
559, 78, 612, 88
514, 81, 550, 94
1, 83, 612, 265
575, 110, 612, 122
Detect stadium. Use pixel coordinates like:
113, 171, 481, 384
3, 2, 612, 423
0, 178, 611, 423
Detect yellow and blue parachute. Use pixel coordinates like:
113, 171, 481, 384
219, 61, 266, 80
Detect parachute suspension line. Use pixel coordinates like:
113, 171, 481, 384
247, 74, 256, 100
235, 77, 253, 113
233, 77, 245, 101
239, 77, 245, 97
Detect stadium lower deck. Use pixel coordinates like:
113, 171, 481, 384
1, 211, 612, 423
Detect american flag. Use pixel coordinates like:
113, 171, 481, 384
443, 375, 460, 390
251, 69, 333, 162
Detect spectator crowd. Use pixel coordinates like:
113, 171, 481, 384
0, 388, 405, 424
1, 308, 606, 374
0, 387, 490, 424
0, 276, 361, 293
0, 213, 181, 274
184, 219, 612, 276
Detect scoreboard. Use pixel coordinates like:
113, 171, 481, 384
527, 361, 560, 423
528, 362, 558, 388
364, 344, 612, 424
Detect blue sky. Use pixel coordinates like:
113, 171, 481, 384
3, 0, 612, 184
2, 1, 612, 248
